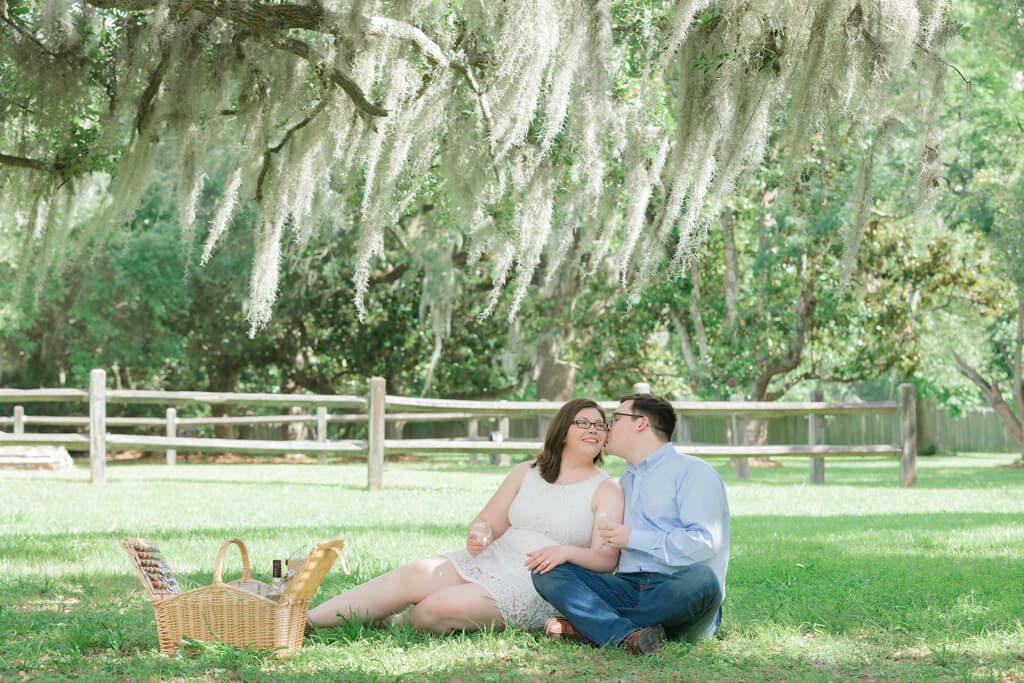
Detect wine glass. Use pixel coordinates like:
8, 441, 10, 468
469, 520, 493, 550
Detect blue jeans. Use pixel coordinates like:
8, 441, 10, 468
531, 563, 722, 647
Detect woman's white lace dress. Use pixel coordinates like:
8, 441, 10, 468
444, 466, 609, 629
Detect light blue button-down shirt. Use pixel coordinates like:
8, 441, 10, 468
619, 443, 730, 603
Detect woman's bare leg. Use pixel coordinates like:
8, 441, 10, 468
406, 583, 505, 634
307, 556, 465, 627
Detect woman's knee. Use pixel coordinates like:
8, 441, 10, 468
407, 595, 461, 633
394, 557, 454, 596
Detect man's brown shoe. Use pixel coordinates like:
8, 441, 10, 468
620, 625, 665, 655
544, 617, 589, 645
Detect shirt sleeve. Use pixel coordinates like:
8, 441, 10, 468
625, 466, 726, 566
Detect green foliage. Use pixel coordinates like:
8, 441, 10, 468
566, 134, 994, 402
933, 1, 1024, 409
1, 455, 1023, 680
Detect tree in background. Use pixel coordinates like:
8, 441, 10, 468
569, 135, 992, 409
1, 0, 952, 335
937, 1, 1024, 464
0, 164, 522, 409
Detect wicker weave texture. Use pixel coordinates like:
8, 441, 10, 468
126, 536, 344, 657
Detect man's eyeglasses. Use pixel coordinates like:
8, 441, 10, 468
611, 412, 644, 423
572, 419, 609, 432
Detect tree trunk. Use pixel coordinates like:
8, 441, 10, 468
210, 370, 238, 439
212, 403, 235, 439
536, 345, 575, 401
280, 376, 307, 441
953, 350, 1024, 466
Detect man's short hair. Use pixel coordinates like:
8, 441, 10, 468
619, 393, 676, 442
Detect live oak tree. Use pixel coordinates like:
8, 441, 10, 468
1, 0, 953, 337
0, 168, 524, 405
569, 135, 991, 410
936, 1, 1024, 464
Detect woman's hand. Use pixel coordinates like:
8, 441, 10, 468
466, 532, 487, 556
525, 545, 573, 574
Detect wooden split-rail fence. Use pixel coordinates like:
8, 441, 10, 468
0, 370, 918, 489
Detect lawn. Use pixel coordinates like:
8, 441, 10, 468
1, 453, 1023, 681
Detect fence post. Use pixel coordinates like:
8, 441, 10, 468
13, 406, 24, 435
367, 377, 385, 491
730, 393, 749, 479
676, 414, 691, 444
317, 406, 328, 466
808, 389, 825, 484
899, 383, 917, 488
467, 418, 479, 464
89, 369, 106, 484
165, 408, 177, 466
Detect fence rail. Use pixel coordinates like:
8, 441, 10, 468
0, 371, 917, 488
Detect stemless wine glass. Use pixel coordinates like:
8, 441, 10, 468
469, 520, 493, 549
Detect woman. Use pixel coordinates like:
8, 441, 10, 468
307, 398, 624, 633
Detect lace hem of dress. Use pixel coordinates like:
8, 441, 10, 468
444, 550, 557, 630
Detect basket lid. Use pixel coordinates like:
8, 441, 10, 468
281, 537, 346, 602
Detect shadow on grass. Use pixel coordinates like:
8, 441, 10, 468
5, 512, 1022, 636
0, 521, 469, 567
3, 583, 1017, 682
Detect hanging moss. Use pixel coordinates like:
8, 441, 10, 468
1, 0, 952, 335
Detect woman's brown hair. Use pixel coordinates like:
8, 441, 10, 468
532, 398, 605, 483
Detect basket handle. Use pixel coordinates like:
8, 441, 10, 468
212, 538, 252, 585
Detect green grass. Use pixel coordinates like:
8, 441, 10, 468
2, 453, 1023, 681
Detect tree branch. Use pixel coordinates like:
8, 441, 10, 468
272, 34, 387, 117
2, 13, 58, 58
361, 16, 448, 67
953, 351, 1024, 450
764, 371, 811, 401
688, 265, 710, 366
1014, 293, 1024, 422
0, 153, 55, 173
670, 310, 702, 377
135, 45, 173, 136
256, 99, 329, 201
368, 263, 408, 286
752, 262, 816, 400
85, 0, 455, 116
721, 209, 739, 336
914, 40, 971, 89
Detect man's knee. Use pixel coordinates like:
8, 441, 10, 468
530, 563, 577, 598
672, 563, 718, 589
669, 565, 722, 612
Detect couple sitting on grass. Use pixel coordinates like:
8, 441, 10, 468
307, 394, 730, 655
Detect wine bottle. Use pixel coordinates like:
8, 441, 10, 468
271, 559, 285, 592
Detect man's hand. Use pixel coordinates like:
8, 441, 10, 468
525, 545, 573, 573
599, 521, 631, 549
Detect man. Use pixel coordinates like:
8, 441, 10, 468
531, 393, 729, 655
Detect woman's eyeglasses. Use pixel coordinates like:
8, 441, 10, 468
572, 419, 609, 432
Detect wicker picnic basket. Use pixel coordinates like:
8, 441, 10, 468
123, 536, 345, 657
